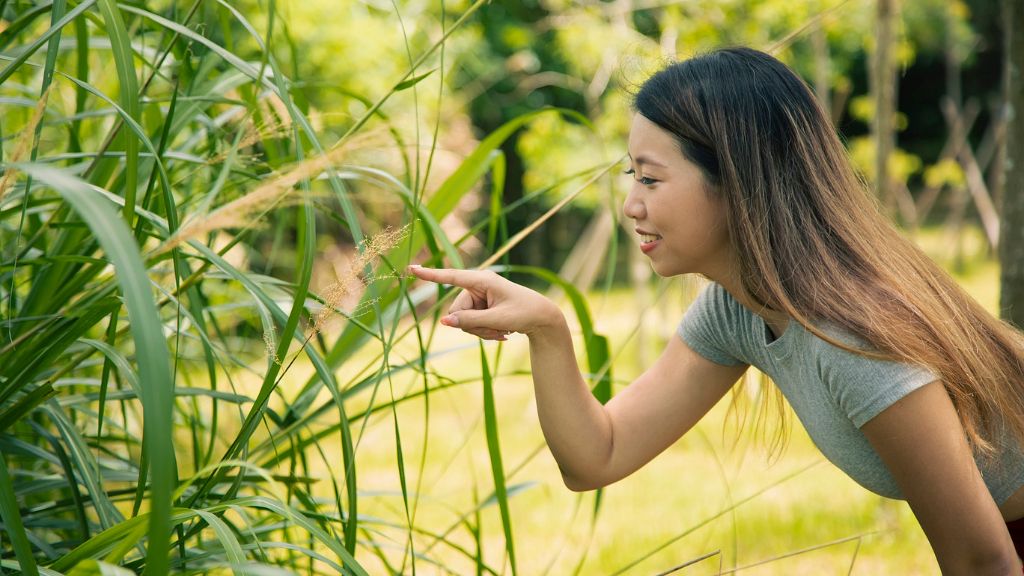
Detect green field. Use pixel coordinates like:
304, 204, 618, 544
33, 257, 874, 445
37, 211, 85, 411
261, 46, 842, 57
331, 228, 997, 575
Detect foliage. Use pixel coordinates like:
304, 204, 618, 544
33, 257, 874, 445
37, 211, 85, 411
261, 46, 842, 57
0, 0, 512, 573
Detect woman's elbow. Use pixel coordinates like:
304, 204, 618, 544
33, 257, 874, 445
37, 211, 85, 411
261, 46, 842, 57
968, 551, 1022, 576
559, 470, 608, 492
946, 546, 1022, 576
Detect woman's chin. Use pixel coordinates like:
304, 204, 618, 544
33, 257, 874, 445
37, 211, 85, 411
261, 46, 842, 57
649, 261, 688, 278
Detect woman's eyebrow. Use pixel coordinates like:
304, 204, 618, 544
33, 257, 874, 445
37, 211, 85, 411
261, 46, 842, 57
627, 154, 667, 168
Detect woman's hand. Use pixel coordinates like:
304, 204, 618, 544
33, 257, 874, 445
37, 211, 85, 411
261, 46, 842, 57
406, 265, 563, 341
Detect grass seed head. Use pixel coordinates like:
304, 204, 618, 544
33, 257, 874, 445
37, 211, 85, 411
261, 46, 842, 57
0, 87, 51, 205
311, 224, 410, 334
156, 144, 352, 255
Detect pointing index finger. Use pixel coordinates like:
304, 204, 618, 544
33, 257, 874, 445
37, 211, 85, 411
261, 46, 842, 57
407, 265, 485, 289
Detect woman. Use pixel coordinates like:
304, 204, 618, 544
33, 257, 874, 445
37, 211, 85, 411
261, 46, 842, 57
408, 47, 1024, 574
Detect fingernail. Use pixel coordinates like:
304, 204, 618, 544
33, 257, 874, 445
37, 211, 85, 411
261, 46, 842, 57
441, 314, 459, 327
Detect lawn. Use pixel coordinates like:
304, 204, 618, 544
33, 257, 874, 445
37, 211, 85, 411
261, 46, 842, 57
316, 226, 996, 575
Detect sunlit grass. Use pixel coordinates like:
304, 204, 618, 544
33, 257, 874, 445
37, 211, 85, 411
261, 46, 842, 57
333, 232, 998, 575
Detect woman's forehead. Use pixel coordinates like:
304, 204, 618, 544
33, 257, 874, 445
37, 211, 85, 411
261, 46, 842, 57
628, 115, 683, 165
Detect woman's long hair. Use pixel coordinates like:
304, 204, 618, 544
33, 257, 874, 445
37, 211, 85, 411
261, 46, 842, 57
634, 47, 1024, 456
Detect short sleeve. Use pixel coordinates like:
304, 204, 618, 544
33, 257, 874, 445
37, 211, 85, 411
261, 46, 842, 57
677, 284, 748, 367
819, 341, 939, 428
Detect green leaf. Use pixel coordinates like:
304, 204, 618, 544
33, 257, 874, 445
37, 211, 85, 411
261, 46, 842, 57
0, 300, 118, 409
478, 344, 516, 575
0, 383, 56, 432
66, 559, 136, 576
0, 1, 96, 86
0, 451, 39, 576
394, 68, 436, 91
192, 510, 246, 566
0, 3, 53, 53
17, 163, 175, 576
497, 265, 612, 403
321, 109, 584, 390
491, 265, 612, 523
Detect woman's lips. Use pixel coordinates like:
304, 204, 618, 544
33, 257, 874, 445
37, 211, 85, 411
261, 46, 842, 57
640, 239, 658, 253
638, 231, 661, 254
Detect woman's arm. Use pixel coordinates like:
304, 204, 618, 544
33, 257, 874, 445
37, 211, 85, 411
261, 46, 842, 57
528, 319, 746, 490
861, 381, 1022, 575
408, 266, 747, 491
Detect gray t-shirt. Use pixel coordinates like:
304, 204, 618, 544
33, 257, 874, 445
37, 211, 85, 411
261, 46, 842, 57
678, 282, 1024, 504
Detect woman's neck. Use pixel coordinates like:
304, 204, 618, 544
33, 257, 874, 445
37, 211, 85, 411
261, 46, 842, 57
704, 261, 791, 339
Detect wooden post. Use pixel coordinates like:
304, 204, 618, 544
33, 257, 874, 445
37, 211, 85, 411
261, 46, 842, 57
811, 21, 831, 118
873, 0, 897, 215
1000, 0, 1024, 327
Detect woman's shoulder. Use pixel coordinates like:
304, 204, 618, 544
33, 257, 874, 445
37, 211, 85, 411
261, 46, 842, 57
802, 321, 939, 427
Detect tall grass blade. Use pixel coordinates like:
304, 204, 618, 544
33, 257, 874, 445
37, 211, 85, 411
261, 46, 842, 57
18, 164, 175, 576
0, 1, 96, 86
0, 300, 118, 408
0, 450, 39, 576
94, 0, 139, 223
117, 6, 271, 90
478, 344, 516, 575
0, 3, 52, 52
191, 510, 246, 567
0, 383, 55, 431
321, 109, 581, 393
395, 68, 436, 92
66, 560, 135, 575
499, 265, 611, 401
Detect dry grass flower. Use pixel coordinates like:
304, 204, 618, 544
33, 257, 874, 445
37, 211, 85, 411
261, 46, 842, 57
207, 114, 294, 166
157, 148, 343, 255
0, 87, 51, 205
310, 224, 409, 336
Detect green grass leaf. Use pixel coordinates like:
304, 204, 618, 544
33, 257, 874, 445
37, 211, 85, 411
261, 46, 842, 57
17, 163, 175, 576
478, 344, 516, 575
394, 68, 436, 91
0, 450, 39, 576
0, 1, 96, 86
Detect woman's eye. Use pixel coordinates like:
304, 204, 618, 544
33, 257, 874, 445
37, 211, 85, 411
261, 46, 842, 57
623, 168, 657, 186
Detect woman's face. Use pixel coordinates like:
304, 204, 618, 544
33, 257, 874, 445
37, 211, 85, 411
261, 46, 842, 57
623, 114, 732, 279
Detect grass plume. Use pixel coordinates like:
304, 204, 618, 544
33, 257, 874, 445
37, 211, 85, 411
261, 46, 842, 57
311, 224, 410, 335
0, 87, 51, 205
156, 145, 353, 255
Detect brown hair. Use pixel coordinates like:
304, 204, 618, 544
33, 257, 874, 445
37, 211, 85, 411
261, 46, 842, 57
634, 47, 1024, 456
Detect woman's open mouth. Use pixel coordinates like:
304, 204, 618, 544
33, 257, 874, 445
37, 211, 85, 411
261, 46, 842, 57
639, 233, 662, 254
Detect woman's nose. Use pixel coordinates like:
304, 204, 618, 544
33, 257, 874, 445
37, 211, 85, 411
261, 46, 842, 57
622, 187, 645, 220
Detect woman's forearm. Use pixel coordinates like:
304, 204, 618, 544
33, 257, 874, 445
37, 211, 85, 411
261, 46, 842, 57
527, 316, 614, 491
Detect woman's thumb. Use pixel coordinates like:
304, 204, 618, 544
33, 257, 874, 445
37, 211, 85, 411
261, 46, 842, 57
441, 309, 491, 331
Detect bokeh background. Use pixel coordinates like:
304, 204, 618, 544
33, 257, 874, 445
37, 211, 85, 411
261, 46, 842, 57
1, 0, 1022, 574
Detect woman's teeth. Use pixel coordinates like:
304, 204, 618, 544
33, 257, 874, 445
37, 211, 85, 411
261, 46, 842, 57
641, 234, 661, 243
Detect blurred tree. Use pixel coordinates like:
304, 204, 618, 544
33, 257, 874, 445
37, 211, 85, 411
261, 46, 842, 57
230, 0, 985, 277
999, 0, 1024, 328
451, 0, 596, 271
872, 0, 899, 217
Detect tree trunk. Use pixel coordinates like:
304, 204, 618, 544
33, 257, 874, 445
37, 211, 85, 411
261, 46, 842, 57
812, 22, 831, 118
991, 0, 1013, 211
873, 0, 897, 215
1000, 0, 1024, 328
